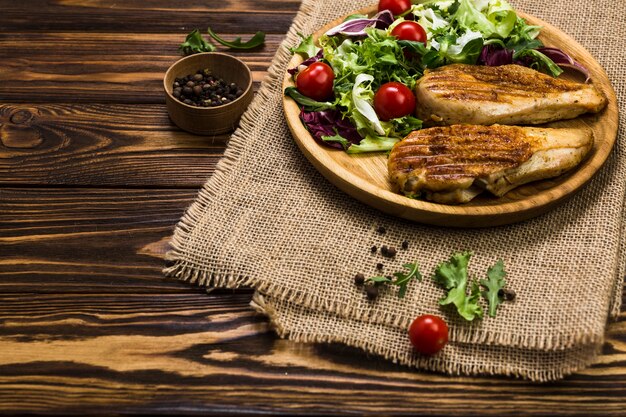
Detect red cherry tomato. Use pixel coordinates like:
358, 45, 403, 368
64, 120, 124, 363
378, 0, 412, 15
373, 82, 416, 121
408, 315, 449, 355
391, 21, 427, 45
295, 62, 335, 102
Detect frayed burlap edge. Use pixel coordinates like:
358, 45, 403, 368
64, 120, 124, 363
164, 0, 621, 352
250, 292, 602, 383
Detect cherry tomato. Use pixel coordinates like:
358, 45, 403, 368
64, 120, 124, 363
296, 62, 335, 101
391, 21, 427, 45
378, 0, 412, 15
408, 315, 449, 355
373, 82, 416, 121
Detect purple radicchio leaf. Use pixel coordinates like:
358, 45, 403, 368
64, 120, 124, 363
536, 47, 590, 82
300, 108, 361, 150
287, 49, 324, 75
478, 45, 513, 66
324, 10, 394, 37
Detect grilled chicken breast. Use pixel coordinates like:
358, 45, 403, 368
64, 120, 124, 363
388, 124, 593, 204
415, 64, 606, 126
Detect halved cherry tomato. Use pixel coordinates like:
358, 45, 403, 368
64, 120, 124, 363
295, 62, 335, 102
391, 21, 427, 45
373, 82, 416, 121
408, 314, 448, 355
378, 0, 412, 15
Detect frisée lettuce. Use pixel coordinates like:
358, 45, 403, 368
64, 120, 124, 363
285, 0, 586, 154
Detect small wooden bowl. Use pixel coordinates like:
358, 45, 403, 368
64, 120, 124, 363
163, 52, 253, 135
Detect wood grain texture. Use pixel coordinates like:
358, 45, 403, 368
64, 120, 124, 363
1, 0, 625, 414
283, 9, 619, 227
0, 292, 625, 415
0, 33, 284, 103
0, 0, 301, 33
0, 188, 199, 293
0, 104, 225, 187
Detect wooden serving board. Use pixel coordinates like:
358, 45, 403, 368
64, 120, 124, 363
282, 7, 619, 227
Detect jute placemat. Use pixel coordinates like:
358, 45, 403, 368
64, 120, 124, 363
165, 0, 625, 381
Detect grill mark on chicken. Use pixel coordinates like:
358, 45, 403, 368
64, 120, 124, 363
388, 124, 593, 204
415, 64, 607, 125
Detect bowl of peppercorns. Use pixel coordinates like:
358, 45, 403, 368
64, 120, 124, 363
163, 52, 253, 135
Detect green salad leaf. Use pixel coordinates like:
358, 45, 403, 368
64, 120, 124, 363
284, 87, 335, 111
479, 260, 507, 317
289, 33, 321, 59
393, 262, 422, 298
179, 29, 216, 55
207, 27, 265, 50
321, 131, 351, 150
433, 251, 484, 321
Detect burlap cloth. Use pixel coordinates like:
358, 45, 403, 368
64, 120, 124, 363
165, 0, 626, 381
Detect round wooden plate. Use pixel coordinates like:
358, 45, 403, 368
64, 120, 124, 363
282, 7, 618, 227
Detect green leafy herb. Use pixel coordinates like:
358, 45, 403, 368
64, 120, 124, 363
366, 276, 393, 284
479, 260, 507, 317
321, 130, 351, 150
344, 13, 368, 22
289, 33, 321, 59
179, 29, 215, 55
207, 27, 265, 50
284, 87, 335, 111
433, 251, 483, 321
366, 262, 421, 298
393, 262, 422, 298
513, 49, 564, 77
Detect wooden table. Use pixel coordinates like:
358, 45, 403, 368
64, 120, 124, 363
1, 1, 624, 415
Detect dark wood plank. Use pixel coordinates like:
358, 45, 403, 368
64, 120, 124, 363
0, 188, 202, 293
0, 0, 300, 33
0, 291, 624, 415
0, 104, 224, 187
0, 33, 284, 103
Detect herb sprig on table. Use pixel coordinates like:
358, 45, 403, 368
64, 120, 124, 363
179, 28, 266, 55
356, 246, 512, 321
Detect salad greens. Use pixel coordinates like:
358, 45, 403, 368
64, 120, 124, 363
286, 0, 586, 154
433, 252, 510, 321
179, 28, 265, 55
366, 262, 422, 299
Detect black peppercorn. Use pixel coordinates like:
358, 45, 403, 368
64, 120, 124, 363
371, 245, 377, 253
498, 288, 516, 301
376, 263, 384, 270
366, 285, 379, 300
381, 245, 389, 256
354, 273, 365, 285
402, 241, 409, 250
386, 247, 397, 257
193, 85, 202, 96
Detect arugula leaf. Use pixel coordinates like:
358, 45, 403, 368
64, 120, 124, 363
284, 87, 335, 111
321, 131, 351, 150
479, 259, 507, 317
207, 27, 265, 50
514, 49, 564, 77
393, 262, 422, 298
433, 251, 483, 321
366, 276, 393, 284
179, 29, 215, 55
289, 33, 321, 59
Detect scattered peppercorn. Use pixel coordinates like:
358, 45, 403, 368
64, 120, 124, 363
371, 245, 377, 253
402, 241, 409, 250
366, 285, 379, 300
376, 263, 384, 270
498, 288, 516, 301
377, 226, 386, 235
172, 69, 244, 107
381, 245, 389, 256
386, 247, 397, 258
354, 273, 365, 286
